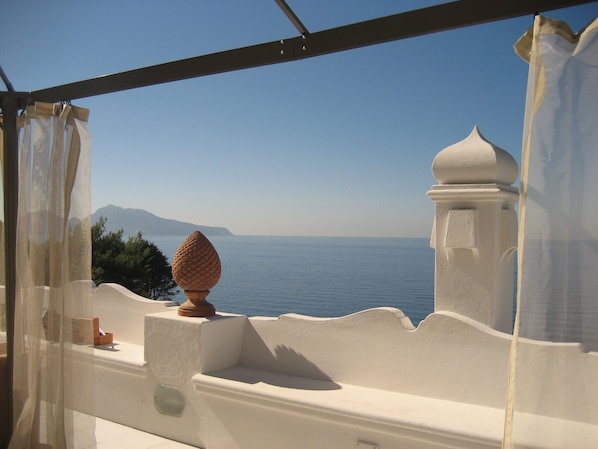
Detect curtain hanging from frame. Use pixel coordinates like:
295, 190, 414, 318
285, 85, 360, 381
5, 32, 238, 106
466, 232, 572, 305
504, 14, 598, 449
6, 102, 95, 449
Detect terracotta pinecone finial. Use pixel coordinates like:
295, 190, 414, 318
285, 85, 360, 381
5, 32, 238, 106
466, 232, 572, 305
172, 230, 221, 317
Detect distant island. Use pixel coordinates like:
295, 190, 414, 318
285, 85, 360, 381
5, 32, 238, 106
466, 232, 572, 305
92, 205, 233, 236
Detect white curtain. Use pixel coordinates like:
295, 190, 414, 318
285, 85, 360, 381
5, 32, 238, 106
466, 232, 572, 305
504, 15, 598, 448
7, 102, 95, 449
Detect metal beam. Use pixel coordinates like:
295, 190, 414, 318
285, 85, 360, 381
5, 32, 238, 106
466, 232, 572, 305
31, 0, 595, 103
33, 39, 294, 102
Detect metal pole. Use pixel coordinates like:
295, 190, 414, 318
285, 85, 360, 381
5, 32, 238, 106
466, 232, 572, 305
274, 0, 309, 35
1, 92, 22, 448
0, 67, 15, 94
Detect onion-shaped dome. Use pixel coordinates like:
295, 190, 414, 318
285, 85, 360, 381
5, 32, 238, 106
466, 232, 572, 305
431, 126, 518, 185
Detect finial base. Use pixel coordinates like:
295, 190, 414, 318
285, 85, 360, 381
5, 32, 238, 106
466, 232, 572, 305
178, 290, 216, 317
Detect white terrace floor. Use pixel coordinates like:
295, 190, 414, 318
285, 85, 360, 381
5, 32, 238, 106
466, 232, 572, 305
83, 415, 196, 449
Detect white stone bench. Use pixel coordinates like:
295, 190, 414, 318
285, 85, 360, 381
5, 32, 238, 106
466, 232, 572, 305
192, 365, 506, 449
184, 309, 598, 449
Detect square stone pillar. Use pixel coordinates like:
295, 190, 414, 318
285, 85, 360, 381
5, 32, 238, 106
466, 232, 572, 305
145, 311, 247, 384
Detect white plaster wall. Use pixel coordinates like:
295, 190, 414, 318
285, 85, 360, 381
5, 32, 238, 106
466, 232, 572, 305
240, 308, 512, 408
91, 283, 175, 345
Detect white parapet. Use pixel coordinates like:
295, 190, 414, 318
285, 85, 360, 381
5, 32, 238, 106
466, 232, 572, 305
427, 126, 519, 333
86, 281, 597, 449
91, 283, 176, 345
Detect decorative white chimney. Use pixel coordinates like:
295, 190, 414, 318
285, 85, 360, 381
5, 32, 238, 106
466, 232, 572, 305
427, 126, 519, 333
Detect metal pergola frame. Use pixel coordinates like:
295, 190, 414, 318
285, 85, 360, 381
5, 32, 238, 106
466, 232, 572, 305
0, 0, 595, 443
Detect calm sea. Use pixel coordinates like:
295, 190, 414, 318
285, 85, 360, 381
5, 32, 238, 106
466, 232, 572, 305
147, 235, 435, 326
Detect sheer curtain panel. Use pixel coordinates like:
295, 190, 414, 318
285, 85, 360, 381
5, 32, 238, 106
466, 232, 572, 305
8, 102, 95, 449
504, 15, 598, 449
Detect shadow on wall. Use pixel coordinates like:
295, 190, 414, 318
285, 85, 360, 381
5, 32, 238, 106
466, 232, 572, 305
215, 322, 341, 390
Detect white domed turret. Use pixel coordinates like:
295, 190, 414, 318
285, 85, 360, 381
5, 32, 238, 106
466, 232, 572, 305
427, 127, 519, 333
432, 126, 518, 185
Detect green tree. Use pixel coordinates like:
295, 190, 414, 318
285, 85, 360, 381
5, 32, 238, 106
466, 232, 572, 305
91, 217, 177, 300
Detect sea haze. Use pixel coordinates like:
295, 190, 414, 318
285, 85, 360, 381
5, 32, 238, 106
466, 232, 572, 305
148, 235, 435, 326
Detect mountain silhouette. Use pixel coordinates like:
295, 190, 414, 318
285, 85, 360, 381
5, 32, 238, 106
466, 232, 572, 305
92, 205, 233, 236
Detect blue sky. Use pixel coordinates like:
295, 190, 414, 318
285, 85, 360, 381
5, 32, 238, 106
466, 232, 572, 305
2, 1, 597, 237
